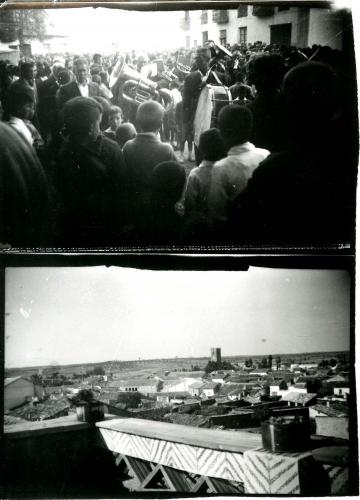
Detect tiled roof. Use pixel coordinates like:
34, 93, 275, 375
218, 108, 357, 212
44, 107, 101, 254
8, 397, 71, 421
282, 392, 317, 405
201, 382, 220, 390
5, 377, 27, 386
311, 404, 349, 417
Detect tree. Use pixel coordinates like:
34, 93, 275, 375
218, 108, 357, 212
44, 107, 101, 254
268, 355, 273, 369
117, 392, 142, 408
93, 366, 105, 376
245, 358, 253, 368
0, 10, 48, 53
329, 359, 338, 368
30, 374, 43, 386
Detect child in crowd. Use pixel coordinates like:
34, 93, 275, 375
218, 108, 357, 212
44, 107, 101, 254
123, 100, 176, 224
208, 105, 269, 232
115, 122, 137, 149
103, 105, 122, 139
184, 128, 225, 217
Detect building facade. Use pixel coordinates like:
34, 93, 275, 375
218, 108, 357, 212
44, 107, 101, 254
180, 6, 344, 50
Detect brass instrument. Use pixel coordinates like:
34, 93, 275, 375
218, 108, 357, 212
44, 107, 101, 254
175, 61, 191, 75
111, 59, 173, 112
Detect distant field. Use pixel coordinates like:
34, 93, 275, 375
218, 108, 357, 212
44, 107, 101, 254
5, 350, 350, 379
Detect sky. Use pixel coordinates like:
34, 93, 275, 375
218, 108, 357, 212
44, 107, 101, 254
45, 8, 185, 52
5, 267, 350, 368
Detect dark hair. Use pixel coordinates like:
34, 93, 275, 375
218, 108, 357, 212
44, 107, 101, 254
115, 122, 137, 147
109, 105, 123, 118
251, 54, 284, 91
91, 74, 101, 84
283, 61, 338, 124
63, 97, 102, 137
57, 69, 71, 86
92, 96, 112, 130
19, 61, 35, 79
199, 128, 225, 161
151, 161, 186, 204
4, 86, 34, 116
218, 104, 253, 147
136, 100, 164, 132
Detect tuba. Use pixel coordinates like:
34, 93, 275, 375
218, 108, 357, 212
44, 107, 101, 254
110, 59, 173, 112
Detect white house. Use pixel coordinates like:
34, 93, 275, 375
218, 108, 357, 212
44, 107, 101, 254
4, 377, 35, 411
201, 382, 220, 398
180, 6, 344, 50
333, 384, 350, 398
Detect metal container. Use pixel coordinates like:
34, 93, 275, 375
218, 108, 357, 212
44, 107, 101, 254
76, 402, 105, 423
261, 416, 311, 452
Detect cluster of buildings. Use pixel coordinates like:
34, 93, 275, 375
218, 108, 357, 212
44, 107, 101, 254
179, 6, 345, 50
4, 348, 351, 443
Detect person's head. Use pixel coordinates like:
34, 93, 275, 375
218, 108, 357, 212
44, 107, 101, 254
217, 104, 253, 150
92, 96, 112, 130
19, 61, 36, 83
151, 161, 186, 206
93, 53, 102, 64
194, 47, 211, 74
5, 87, 35, 120
109, 105, 123, 130
52, 62, 65, 80
250, 53, 284, 92
282, 61, 339, 131
99, 71, 109, 86
73, 58, 88, 85
57, 69, 71, 86
115, 122, 137, 148
199, 128, 225, 161
63, 96, 102, 142
91, 74, 101, 85
136, 100, 165, 133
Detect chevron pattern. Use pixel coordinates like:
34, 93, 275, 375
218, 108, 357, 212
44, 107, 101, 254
99, 427, 245, 482
323, 465, 349, 494
243, 447, 313, 494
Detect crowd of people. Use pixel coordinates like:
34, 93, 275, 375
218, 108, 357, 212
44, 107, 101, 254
0, 40, 357, 248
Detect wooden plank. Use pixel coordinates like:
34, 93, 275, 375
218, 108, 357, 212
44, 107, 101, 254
97, 417, 261, 453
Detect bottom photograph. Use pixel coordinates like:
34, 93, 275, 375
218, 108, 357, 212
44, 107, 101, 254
3, 265, 357, 497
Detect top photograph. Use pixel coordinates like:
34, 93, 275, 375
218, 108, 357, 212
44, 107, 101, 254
0, 2, 357, 252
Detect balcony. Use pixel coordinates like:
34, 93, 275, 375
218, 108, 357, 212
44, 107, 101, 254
3, 414, 352, 496
179, 12, 190, 31
252, 5, 275, 17
212, 10, 229, 24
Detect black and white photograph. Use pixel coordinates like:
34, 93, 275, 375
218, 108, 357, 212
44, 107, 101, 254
3, 264, 357, 496
0, 1, 357, 251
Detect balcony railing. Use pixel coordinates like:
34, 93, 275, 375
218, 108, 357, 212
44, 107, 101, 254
212, 10, 229, 24
252, 5, 275, 17
4, 414, 351, 496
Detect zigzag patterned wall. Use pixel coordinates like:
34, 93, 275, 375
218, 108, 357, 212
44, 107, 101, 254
99, 427, 245, 482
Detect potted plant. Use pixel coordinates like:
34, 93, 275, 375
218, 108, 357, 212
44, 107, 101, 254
70, 389, 105, 423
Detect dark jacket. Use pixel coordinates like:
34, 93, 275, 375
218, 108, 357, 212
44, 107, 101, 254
56, 80, 101, 110
37, 74, 60, 139
0, 122, 50, 247
54, 134, 127, 246
123, 133, 176, 223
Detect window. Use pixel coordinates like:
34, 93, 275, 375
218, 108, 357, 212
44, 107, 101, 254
239, 26, 247, 44
202, 31, 208, 44
237, 4, 248, 17
200, 10, 208, 24
219, 29, 227, 46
